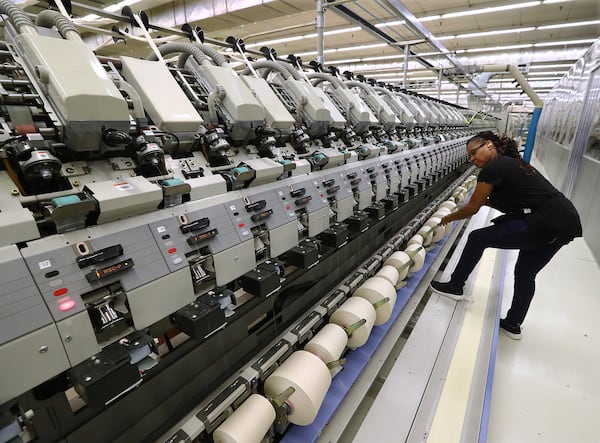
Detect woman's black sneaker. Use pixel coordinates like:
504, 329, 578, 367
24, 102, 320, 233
499, 318, 522, 340
430, 281, 465, 300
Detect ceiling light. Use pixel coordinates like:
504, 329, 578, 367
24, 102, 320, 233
376, 20, 406, 27
534, 39, 597, 47
365, 55, 405, 61
436, 36, 456, 41
246, 26, 361, 48
542, 0, 573, 3
456, 27, 536, 39
337, 43, 388, 52
295, 50, 318, 57
419, 15, 441, 22
246, 36, 304, 47
324, 58, 362, 65
466, 44, 534, 53
104, 0, 142, 13
537, 20, 600, 30
79, 14, 100, 20
529, 63, 574, 69
441, 1, 541, 19
527, 71, 567, 75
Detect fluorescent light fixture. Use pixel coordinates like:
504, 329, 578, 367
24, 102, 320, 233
337, 43, 388, 52
542, 0, 573, 3
308, 26, 361, 37
324, 58, 362, 65
538, 20, 600, 30
419, 15, 441, 22
437, 1, 541, 20
418, 51, 448, 56
295, 50, 318, 57
246, 35, 304, 47
376, 20, 406, 27
456, 27, 536, 39
466, 44, 533, 53
363, 55, 405, 61
527, 71, 566, 75
104, 0, 142, 13
534, 39, 597, 47
529, 63, 574, 69
79, 14, 100, 20
366, 74, 439, 80
246, 26, 361, 48
436, 36, 456, 41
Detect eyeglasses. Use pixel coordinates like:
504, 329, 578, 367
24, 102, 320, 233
467, 141, 488, 157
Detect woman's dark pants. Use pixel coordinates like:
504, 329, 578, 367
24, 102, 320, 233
447, 218, 563, 325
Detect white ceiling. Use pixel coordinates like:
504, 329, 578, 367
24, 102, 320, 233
18, 0, 600, 107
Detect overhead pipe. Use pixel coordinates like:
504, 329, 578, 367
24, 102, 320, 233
240, 60, 293, 80
306, 72, 346, 89
175, 43, 229, 68
478, 64, 542, 108
145, 42, 212, 66
478, 64, 543, 162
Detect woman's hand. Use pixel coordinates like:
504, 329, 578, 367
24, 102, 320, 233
441, 182, 494, 225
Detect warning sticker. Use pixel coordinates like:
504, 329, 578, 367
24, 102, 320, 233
113, 182, 135, 191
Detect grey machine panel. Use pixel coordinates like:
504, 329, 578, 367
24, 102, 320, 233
149, 200, 256, 286
127, 267, 195, 330
55, 310, 102, 366
362, 158, 390, 202
0, 173, 40, 246
226, 188, 299, 258
21, 226, 170, 322
149, 203, 241, 273
0, 245, 55, 346
345, 164, 374, 210
320, 169, 355, 222
380, 155, 401, 193
275, 176, 332, 237
213, 240, 256, 286
0, 323, 70, 405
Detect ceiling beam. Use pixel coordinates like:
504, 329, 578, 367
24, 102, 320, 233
379, 0, 489, 97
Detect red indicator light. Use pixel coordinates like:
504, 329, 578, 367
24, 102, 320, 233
168, 248, 177, 254
286, 205, 291, 210
53, 287, 68, 297
58, 297, 76, 311
320, 194, 324, 198
238, 223, 245, 228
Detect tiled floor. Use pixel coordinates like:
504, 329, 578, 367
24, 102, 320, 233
487, 237, 600, 443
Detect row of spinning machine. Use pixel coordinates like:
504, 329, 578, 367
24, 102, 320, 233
0, 3, 494, 442
170, 177, 475, 443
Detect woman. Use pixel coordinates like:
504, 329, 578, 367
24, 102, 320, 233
430, 131, 582, 339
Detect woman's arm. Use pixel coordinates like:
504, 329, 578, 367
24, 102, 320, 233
441, 182, 493, 225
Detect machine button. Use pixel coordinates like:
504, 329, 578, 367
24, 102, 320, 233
53, 287, 68, 297
48, 279, 64, 287
168, 248, 177, 254
45, 270, 60, 278
58, 297, 76, 311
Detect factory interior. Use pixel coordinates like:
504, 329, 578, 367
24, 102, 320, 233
0, 0, 599, 442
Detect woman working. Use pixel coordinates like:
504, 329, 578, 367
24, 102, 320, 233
430, 131, 582, 339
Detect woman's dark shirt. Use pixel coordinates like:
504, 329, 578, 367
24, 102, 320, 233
477, 156, 582, 245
